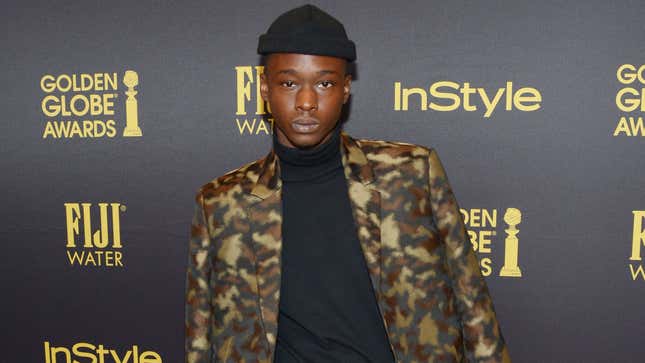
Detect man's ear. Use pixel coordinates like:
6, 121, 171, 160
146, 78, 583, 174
343, 74, 352, 104
260, 72, 269, 102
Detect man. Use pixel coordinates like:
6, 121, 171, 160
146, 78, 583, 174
186, 4, 510, 363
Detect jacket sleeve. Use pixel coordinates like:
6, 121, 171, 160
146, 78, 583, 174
427, 148, 511, 363
185, 191, 213, 363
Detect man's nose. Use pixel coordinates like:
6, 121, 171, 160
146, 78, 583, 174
296, 85, 318, 112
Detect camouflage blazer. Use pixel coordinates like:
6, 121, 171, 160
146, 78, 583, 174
186, 132, 511, 363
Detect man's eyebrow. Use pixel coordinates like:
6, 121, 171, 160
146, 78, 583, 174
275, 69, 297, 75
316, 70, 338, 75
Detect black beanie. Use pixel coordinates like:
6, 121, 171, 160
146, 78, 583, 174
257, 4, 356, 62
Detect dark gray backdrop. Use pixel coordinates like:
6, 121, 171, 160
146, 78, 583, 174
2, 0, 644, 362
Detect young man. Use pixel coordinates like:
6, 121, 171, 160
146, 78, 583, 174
186, 4, 510, 363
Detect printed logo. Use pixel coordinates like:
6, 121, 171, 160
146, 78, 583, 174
235, 65, 273, 135
40, 71, 142, 139
393, 81, 541, 118
628, 210, 645, 281
614, 64, 645, 136
44, 341, 162, 363
461, 207, 523, 278
64, 202, 125, 268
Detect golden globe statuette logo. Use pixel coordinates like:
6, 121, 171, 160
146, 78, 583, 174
628, 210, 645, 281
122, 70, 142, 137
461, 207, 524, 279
39, 70, 143, 139
500, 207, 522, 277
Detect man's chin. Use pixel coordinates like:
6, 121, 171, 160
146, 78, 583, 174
288, 134, 325, 149
275, 123, 336, 149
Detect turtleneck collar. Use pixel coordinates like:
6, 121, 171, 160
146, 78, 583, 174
273, 121, 343, 182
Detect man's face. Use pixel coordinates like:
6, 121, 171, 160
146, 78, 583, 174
260, 53, 351, 149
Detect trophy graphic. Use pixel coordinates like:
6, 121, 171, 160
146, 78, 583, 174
500, 207, 522, 277
122, 70, 142, 137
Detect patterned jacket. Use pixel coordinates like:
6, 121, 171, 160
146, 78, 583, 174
186, 132, 511, 363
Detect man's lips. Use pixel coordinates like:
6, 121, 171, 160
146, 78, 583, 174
291, 118, 320, 133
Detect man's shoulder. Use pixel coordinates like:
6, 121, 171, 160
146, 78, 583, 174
352, 135, 434, 161
352, 136, 438, 184
195, 155, 266, 200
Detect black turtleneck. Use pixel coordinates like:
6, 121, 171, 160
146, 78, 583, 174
272, 123, 395, 363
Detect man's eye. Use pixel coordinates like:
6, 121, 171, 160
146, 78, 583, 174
319, 81, 334, 88
281, 80, 295, 87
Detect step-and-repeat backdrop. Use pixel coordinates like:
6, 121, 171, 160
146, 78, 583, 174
2, 0, 644, 362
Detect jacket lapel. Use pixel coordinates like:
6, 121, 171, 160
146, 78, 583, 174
339, 132, 383, 294
247, 150, 283, 359
247, 132, 383, 358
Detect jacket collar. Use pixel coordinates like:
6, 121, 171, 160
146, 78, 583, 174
250, 131, 374, 200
